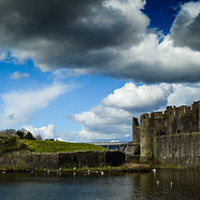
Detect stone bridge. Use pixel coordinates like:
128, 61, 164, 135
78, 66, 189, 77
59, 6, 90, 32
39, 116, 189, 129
89, 142, 140, 156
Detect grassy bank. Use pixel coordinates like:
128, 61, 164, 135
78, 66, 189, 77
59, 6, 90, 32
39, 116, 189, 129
0, 163, 151, 174
20, 140, 106, 153
151, 163, 182, 169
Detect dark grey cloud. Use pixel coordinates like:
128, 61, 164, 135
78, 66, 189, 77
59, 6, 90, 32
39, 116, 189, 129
108, 61, 200, 83
171, 7, 200, 51
0, 0, 147, 67
0, 0, 200, 83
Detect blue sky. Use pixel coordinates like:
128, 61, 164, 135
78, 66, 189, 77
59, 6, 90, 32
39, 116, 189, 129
0, 0, 200, 142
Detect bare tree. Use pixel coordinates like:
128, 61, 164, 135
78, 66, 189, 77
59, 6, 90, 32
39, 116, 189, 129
35, 134, 43, 140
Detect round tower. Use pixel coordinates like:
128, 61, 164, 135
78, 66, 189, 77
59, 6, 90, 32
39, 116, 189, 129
140, 113, 154, 162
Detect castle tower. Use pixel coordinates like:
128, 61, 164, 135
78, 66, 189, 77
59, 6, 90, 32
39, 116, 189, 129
140, 114, 154, 162
132, 117, 140, 143
192, 101, 200, 132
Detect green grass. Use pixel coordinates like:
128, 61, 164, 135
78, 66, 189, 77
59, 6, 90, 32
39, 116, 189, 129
20, 140, 106, 153
155, 163, 182, 169
0, 163, 151, 173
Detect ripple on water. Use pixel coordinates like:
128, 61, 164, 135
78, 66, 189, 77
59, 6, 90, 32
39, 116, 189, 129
0, 169, 200, 200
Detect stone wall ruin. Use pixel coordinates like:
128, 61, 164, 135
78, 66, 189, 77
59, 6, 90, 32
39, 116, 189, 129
132, 100, 200, 166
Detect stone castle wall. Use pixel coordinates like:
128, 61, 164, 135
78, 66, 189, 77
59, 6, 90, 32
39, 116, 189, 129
154, 133, 200, 168
132, 101, 200, 165
0, 151, 125, 170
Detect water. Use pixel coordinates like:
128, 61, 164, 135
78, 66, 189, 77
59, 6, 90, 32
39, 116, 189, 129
0, 169, 200, 200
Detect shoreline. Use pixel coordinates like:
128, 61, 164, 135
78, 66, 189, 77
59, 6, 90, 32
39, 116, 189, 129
0, 163, 151, 174
1, 163, 200, 175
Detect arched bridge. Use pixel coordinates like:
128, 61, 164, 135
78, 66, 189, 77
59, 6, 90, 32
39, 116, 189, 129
89, 142, 140, 156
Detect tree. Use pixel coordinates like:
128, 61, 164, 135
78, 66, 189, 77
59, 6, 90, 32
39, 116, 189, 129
15, 130, 25, 139
35, 134, 43, 140
24, 132, 35, 140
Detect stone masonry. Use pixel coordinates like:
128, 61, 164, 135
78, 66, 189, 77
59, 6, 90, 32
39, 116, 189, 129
0, 151, 125, 170
132, 100, 200, 164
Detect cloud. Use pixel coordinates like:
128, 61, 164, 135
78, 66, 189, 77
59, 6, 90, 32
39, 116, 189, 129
168, 83, 200, 106
105, 33, 200, 83
171, 1, 200, 51
0, 0, 148, 69
71, 105, 133, 141
71, 82, 200, 142
0, 0, 199, 83
22, 124, 55, 139
0, 51, 8, 61
10, 71, 29, 80
102, 83, 173, 112
0, 83, 71, 129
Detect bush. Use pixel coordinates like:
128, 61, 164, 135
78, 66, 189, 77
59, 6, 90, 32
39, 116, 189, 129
0, 136, 26, 153
0, 137, 16, 153
45, 139, 54, 141
0, 129, 16, 137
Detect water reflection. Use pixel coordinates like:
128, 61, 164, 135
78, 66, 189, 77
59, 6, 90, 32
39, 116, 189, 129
129, 169, 200, 200
0, 169, 200, 200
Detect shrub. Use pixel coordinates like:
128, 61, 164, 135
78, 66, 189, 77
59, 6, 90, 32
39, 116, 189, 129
45, 139, 54, 141
0, 136, 17, 153
0, 129, 16, 137
0, 136, 26, 153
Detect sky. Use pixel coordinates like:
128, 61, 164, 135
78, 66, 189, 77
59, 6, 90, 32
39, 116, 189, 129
0, 0, 200, 142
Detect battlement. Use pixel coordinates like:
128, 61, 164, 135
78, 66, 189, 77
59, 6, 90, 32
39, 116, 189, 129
140, 113, 149, 120
150, 111, 163, 118
140, 105, 192, 124
138, 102, 198, 135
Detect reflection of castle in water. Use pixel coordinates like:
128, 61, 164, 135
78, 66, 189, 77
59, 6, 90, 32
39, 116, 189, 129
132, 101, 200, 167
129, 169, 200, 199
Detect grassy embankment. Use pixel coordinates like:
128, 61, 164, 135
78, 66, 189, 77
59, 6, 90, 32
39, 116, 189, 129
19, 140, 151, 173
20, 140, 106, 153
24, 163, 150, 174
0, 139, 151, 172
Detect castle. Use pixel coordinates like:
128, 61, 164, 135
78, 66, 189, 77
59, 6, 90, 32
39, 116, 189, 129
132, 100, 200, 167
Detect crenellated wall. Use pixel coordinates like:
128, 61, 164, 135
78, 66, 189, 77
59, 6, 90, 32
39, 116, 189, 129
132, 100, 200, 165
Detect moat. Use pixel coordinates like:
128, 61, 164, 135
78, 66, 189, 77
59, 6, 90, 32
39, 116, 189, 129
0, 169, 200, 200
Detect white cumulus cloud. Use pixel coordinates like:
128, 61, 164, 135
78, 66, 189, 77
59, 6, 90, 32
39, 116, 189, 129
71, 105, 132, 141
168, 84, 200, 106
102, 83, 173, 112
22, 124, 55, 139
